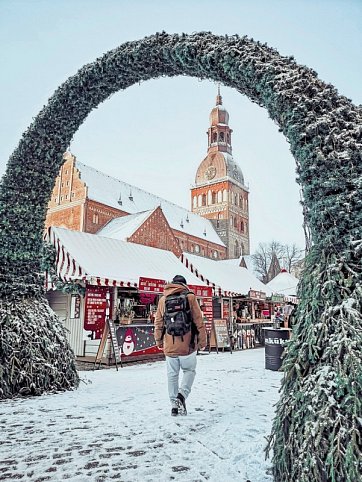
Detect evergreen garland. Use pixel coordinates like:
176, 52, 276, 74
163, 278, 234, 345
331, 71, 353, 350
0, 32, 361, 480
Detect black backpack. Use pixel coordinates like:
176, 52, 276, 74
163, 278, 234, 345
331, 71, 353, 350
163, 290, 192, 341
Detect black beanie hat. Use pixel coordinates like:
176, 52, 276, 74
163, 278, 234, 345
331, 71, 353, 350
172, 275, 187, 284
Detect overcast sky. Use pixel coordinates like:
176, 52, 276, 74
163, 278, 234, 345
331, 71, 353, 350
1, 0, 361, 253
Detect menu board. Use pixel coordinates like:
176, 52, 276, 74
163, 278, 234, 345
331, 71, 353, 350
213, 319, 229, 348
188, 285, 213, 298
188, 285, 213, 333
84, 286, 112, 339
222, 298, 230, 320
139, 277, 165, 293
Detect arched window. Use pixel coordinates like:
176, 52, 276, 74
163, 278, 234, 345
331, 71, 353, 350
198, 194, 202, 207
240, 195, 243, 209
212, 132, 217, 143
227, 133, 230, 144
219, 132, 225, 142
217, 191, 222, 203
202, 194, 207, 206
207, 190, 212, 205
240, 221, 244, 232
234, 216, 237, 228
234, 240, 239, 258
223, 189, 228, 202
234, 194, 238, 205
193, 196, 197, 208
212, 191, 217, 204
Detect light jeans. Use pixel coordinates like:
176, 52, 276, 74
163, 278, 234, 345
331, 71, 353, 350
166, 351, 197, 406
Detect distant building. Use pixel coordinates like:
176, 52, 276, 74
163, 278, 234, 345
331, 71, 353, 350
190, 89, 250, 257
46, 91, 250, 260
45, 152, 226, 260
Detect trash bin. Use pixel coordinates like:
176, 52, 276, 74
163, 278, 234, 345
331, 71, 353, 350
263, 328, 290, 371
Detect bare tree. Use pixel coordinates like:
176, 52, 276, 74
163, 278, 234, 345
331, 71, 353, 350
252, 241, 303, 282
282, 243, 303, 272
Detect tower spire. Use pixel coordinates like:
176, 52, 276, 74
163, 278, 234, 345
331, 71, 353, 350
216, 84, 222, 105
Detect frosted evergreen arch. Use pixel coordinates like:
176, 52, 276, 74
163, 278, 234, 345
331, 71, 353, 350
0, 32, 361, 481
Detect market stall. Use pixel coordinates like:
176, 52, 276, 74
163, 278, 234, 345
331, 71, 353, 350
45, 226, 210, 364
181, 252, 274, 350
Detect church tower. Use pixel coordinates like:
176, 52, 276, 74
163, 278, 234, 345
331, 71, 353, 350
190, 89, 250, 257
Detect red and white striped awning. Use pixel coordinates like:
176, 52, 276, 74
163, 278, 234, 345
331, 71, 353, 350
45, 226, 205, 290
47, 227, 85, 283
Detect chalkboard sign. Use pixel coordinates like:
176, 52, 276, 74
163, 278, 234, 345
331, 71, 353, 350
108, 319, 122, 365
94, 319, 123, 370
213, 319, 229, 348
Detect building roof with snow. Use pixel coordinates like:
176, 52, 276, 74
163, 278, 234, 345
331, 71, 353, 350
266, 270, 299, 296
181, 252, 271, 297
47, 226, 206, 288
76, 161, 225, 247
97, 210, 155, 241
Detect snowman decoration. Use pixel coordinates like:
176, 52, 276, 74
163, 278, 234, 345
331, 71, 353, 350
122, 328, 137, 356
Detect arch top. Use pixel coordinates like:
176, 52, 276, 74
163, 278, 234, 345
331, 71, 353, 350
0, 30, 361, 298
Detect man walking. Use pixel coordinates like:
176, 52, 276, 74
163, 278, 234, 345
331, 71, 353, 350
154, 275, 207, 416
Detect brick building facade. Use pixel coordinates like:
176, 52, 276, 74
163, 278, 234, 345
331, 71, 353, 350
46, 152, 227, 259
46, 93, 249, 260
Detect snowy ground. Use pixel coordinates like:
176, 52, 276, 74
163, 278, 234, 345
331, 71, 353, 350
0, 349, 282, 482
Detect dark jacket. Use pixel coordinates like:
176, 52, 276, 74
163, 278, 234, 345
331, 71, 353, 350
154, 282, 207, 356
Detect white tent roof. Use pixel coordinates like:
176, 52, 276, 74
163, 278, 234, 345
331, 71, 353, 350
47, 227, 206, 287
181, 252, 271, 297
266, 271, 299, 296
76, 161, 225, 247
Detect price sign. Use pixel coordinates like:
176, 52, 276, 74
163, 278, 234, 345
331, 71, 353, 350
84, 286, 112, 339
139, 277, 165, 293
213, 319, 229, 348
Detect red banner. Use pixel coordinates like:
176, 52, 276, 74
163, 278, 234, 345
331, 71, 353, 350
222, 298, 230, 319
84, 286, 112, 339
188, 285, 213, 298
138, 277, 165, 293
